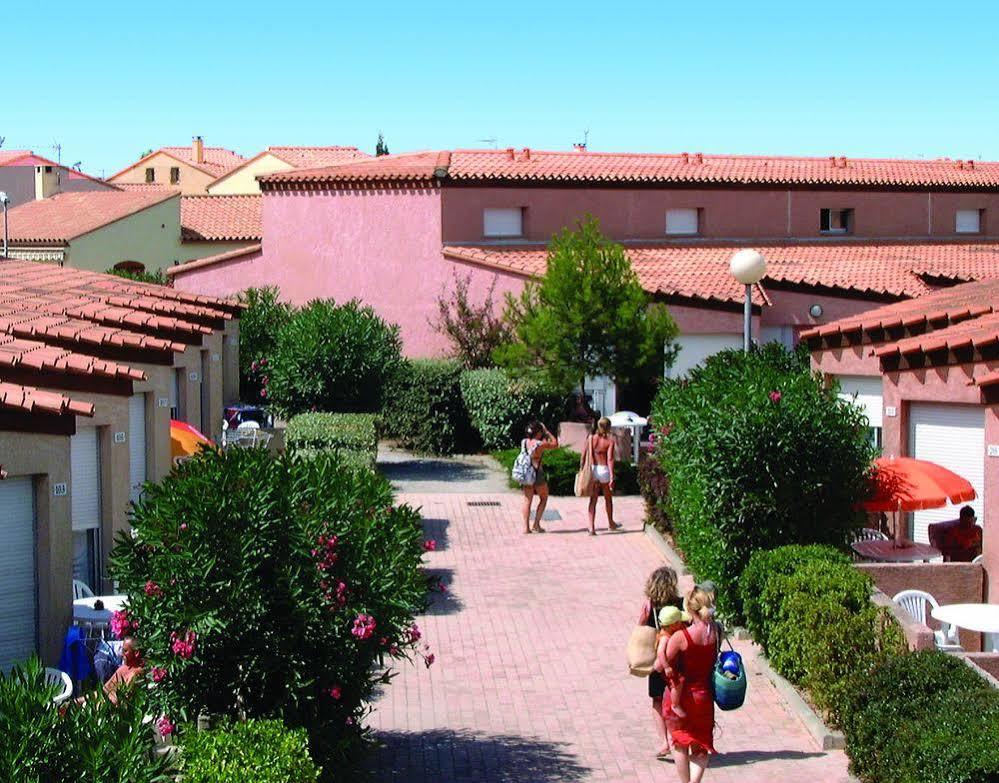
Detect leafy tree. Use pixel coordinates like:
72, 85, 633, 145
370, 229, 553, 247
375, 133, 389, 156
433, 272, 511, 369
495, 216, 677, 395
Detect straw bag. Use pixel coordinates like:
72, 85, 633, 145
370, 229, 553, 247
627, 602, 659, 677
574, 436, 595, 497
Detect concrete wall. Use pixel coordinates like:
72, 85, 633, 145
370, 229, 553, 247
858, 562, 986, 651
963, 653, 999, 683
109, 152, 215, 194
66, 195, 185, 273
181, 240, 257, 265
207, 154, 293, 195
0, 164, 110, 209
441, 185, 999, 243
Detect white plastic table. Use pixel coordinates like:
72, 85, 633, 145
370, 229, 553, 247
931, 603, 999, 652
72, 595, 127, 625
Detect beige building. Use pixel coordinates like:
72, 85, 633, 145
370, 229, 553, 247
0, 260, 239, 666
108, 137, 246, 195
207, 146, 369, 194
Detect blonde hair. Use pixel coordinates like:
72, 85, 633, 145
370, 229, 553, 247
596, 417, 612, 437
644, 566, 679, 607
684, 587, 716, 623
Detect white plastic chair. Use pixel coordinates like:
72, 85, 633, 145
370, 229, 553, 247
73, 580, 94, 600
972, 554, 984, 564
44, 668, 73, 706
892, 589, 962, 651
855, 527, 890, 542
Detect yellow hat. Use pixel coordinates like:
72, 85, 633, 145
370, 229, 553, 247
658, 606, 692, 626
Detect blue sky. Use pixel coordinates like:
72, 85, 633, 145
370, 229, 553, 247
5, 0, 999, 177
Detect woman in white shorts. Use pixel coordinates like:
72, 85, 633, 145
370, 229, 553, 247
587, 417, 621, 535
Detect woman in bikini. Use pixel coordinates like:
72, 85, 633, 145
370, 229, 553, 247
587, 417, 621, 535
521, 420, 558, 534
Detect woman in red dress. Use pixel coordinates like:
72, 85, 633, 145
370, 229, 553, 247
664, 587, 717, 783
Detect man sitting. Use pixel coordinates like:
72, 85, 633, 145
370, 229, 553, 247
929, 506, 983, 562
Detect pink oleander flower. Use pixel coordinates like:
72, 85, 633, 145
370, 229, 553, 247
345, 717, 355, 727
150, 667, 167, 683
260, 388, 268, 398
156, 716, 175, 737
180, 523, 188, 531
251, 360, 259, 372
379, 636, 388, 646
351, 613, 376, 641
408, 624, 421, 643
437, 581, 448, 593
424, 653, 436, 668
389, 644, 400, 655
259, 358, 267, 367
144, 580, 162, 597
423, 539, 437, 552
769, 390, 782, 404
328, 685, 342, 700
110, 610, 135, 639
170, 630, 197, 659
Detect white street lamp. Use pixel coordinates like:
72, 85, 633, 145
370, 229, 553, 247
729, 249, 766, 352
0, 191, 8, 259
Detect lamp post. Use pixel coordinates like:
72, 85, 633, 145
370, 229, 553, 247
729, 249, 766, 352
0, 191, 8, 259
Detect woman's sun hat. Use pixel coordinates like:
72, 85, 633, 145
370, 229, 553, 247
658, 606, 692, 626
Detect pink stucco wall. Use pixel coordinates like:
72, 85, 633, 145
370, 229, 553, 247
171, 248, 269, 297
761, 289, 890, 334
811, 343, 882, 378
442, 186, 999, 243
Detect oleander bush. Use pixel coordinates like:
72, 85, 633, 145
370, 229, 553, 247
638, 455, 671, 532
460, 368, 564, 450
179, 719, 320, 783
0, 657, 171, 782
266, 299, 403, 416
839, 651, 999, 782
383, 359, 477, 455
492, 446, 639, 495
286, 413, 380, 470
238, 287, 294, 403
110, 448, 432, 780
650, 343, 874, 618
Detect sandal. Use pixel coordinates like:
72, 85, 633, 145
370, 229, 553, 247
608, 521, 621, 531
532, 524, 546, 533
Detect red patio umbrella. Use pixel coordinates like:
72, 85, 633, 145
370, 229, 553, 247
170, 419, 215, 459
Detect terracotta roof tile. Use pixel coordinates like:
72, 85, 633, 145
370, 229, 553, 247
181, 195, 262, 241
4, 190, 177, 244
167, 244, 263, 277
260, 148, 999, 189
0, 381, 94, 418
871, 311, 999, 363
0, 334, 145, 381
159, 146, 246, 177
266, 146, 370, 168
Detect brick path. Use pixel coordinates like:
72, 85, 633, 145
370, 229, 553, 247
366, 494, 853, 782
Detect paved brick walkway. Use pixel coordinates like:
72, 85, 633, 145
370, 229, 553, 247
366, 494, 853, 782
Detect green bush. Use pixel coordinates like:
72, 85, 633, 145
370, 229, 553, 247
650, 343, 874, 618
238, 287, 294, 403
383, 359, 476, 455
0, 657, 171, 782
110, 448, 431, 779
492, 446, 639, 495
740, 545, 851, 653
638, 454, 671, 532
839, 651, 997, 782
287, 413, 379, 470
107, 266, 169, 286
266, 299, 403, 416
180, 719, 320, 783
460, 368, 564, 450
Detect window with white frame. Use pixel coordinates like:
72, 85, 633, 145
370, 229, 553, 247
820, 208, 853, 234
956, 209, 983, 234
665, 208, 700, 235
483, 208, 524, 238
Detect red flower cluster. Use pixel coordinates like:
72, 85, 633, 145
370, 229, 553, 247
110, 610, 137, 639
313, 533, 340, 572
150, 667, 168, 683
769, 390, 782, 404
144, 580, 163, 597
156, 715, 175, 737
326, 685, 343, 700
423, 539, 437, 552
170, 629, 197, 659
351, 613, 376, 641
408, 624, 422, 643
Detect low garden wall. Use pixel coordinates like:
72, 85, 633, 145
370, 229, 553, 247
857, 563, 985, 652
963, 653, 999, 684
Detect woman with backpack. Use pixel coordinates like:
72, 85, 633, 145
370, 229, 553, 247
513, 420, 558, 534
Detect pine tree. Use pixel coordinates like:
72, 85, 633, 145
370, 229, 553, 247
375, 133, 389, 156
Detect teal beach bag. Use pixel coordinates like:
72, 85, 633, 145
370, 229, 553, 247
713, 639, 747, 711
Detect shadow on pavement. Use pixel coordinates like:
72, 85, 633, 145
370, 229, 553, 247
380, 459, 493, 484
365, 728, 590, 782
422, 517, 450, 551
712, 749, 829, 767
423, 568, 463, 615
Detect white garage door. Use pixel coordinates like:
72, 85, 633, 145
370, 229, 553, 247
129, 394, 147, 505
0, 477, 37, 670
667, 334, 744, 378
71, 427, 102, 591
909, 403, 985, 543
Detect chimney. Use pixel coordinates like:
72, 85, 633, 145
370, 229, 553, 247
505, 147, 515, 160
192, 136, 204, 164
34, 164, 61, 200
573, 143, 587, 152
839, 156, 847, 167
694, 152, 704, 165
521, 147, 531, 161
681, 152, 690, 164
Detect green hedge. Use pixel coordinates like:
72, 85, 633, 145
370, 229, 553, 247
179, 719, 320, 783
839, 651, 999, 782
651, 344, 874, 618
638, 455, 671, 532
383, 359, 477, 456
460, 368, 564, 451
492, 447, 639, 495
286, 413, 379, 470
238, 287, 294, 403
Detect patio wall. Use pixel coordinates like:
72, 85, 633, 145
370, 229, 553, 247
858, 562, 985, 652
962, 653, 999, 684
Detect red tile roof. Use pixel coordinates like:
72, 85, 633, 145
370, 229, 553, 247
260, 148, 999, 190
443, 241, 999, 307
0, 381, 94, 418
267, 146, 370, 168
0, 150, 32, 166
180, 195, 262, 241
0, 334, 145, 382
871, 311, 999, 363
4, 190, 177, 244
167, 243, 263, 277
160, 146, 246, 177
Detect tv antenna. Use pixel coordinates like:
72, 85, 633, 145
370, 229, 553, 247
577, 129, 590, 149
477, 137, 498, 149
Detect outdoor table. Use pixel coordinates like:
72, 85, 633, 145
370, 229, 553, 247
850, 539, 942, 563
932, 603, 999, 653
72, 595, 127, 625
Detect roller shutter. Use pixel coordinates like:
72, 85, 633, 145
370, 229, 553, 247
0, 477, 36, 670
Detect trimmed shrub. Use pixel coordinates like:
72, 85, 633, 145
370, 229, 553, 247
286, 413, 379, 470
492, 446, 639, 495
839, 651, 997, 782
460, 368, 564, 450
638, 455, 671, 532
740, 544, 851, 653
109, 448, 431, 778
650, 343, 874, 618
238, 287, 294, 403
107, 266, 169, 286
0, 657, 171, 782
383, 359, 476, 455
266, 299, 403, 416
179, 719, 320, 783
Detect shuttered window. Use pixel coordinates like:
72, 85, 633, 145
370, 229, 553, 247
129, 394, 147, 505
71, 428, 102, 591
0, 477, 36, 669
665, 208, 699, 235
483, 208, 523, 238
